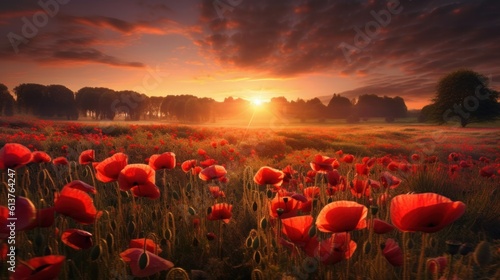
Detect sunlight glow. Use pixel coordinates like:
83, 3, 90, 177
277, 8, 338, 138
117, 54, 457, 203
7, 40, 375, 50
251, 98, 263, 106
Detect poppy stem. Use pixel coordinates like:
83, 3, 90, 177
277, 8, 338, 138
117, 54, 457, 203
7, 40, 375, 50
417, 233, 428, 280
218, 219, 223, 260
402, 232, 408, 280
346, 231, 351, 279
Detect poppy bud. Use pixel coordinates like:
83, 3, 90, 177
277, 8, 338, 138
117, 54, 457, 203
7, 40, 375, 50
188, 207, 196, 216
90, 244, 102, 261
363, 241, 372, 254
206, 232, 216, 241
459, 243, 474, 256
276, 208, 285, 217
192, 237, 199, 247
252, 201, 258, 212
165, 229, 172, 240
106, 233, 114, 254
473, 241, 492, 267
260, 217, 267, 230
128, 221, 136, 236
252, 237, 260, 250
253, 251, 261, 264
308, 224, 317, 238
445, 240, 461, 255
138, 251, 150, 269
266, 189, 273, 199
245, 236, 253, 248
370, 205, 379, 216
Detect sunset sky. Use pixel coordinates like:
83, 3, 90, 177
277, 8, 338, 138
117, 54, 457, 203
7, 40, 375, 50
1, 0, 499, 109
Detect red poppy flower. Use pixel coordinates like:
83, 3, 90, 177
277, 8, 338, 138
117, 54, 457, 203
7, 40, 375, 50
192, 166, 202, 176
355, 163, 370, 176
199, 165, 227, 182
0, 143, 32, 169
253, 166, 285, 188
78, 149, 95, 165
118, 164, 160, 200
181, 159, 197, 173
200, 158, 217, 168
148, 152, 176, 170
11, 255, 65, 280
382, 238, 403, 267
54, 187, 101, 225
197, 148, 207, 156
52, 156, 69, 166
411, 154, 421, 161
304, 232, 357, 265
387, 161, 399, 171
310, 154, 338, 173
24, 207, 55, 231
120, 248, 174, 277
424, 156, 438, 163
61, 229, 93, 250
350, 178, 370, 198
316, 200, 367, 233
64, 180, 96, 194
390, 193, 466, 233
281, 215, 313, 248
129, 238, 162, 254
282, 165, 296, 183
31, 151, 51, 163
341, 154, 354, 163
207, 203, 233, 223
371, 218, 395, 234
269, 195, 299, 219
0, 196, 36, 235
208, 186, 225, 199
479, 165, 496, 178
303, 186, 320, 199
326, 170, 341, 186
427, 256, 448, 274
95, 152, 128, 183
380, 171, 401, 189
458, 160, 471, 168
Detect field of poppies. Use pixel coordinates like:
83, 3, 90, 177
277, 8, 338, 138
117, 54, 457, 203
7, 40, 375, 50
1, 116, 499, 280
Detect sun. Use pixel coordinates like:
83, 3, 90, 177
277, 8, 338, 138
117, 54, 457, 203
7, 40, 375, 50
251, 98, 263, 106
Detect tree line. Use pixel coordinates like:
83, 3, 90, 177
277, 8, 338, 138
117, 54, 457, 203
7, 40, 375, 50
0, 82, 410, 123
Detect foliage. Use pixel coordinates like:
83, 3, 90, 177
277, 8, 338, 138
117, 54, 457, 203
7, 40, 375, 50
426, 69, 500, 127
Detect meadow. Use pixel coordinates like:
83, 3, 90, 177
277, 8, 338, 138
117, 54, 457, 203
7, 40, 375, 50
0, 116, 499, 279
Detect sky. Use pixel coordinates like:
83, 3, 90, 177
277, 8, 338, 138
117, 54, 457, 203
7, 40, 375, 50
1, 0, 499, 110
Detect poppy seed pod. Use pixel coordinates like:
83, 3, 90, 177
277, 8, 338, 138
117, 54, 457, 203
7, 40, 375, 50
473, 241, 492, 267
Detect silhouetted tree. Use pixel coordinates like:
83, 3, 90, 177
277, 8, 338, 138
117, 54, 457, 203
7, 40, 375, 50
76, 87, 109, 118
418, 104, 435, 123
13, 83, 46, 115
0, 84, 15, 116
354, 94, 408, 121
327, 94, 352, 119
98, 89, 118, 120
429, 69, 500, 127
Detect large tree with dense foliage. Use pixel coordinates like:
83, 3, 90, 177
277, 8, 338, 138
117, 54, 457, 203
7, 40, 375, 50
0, 84, 15, 116
429, 69, 500, 127
327, 94, 353, 119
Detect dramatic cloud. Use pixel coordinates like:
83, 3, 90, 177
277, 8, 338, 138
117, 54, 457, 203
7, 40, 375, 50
196, 0, 500, 102
0, 0, 498, 109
